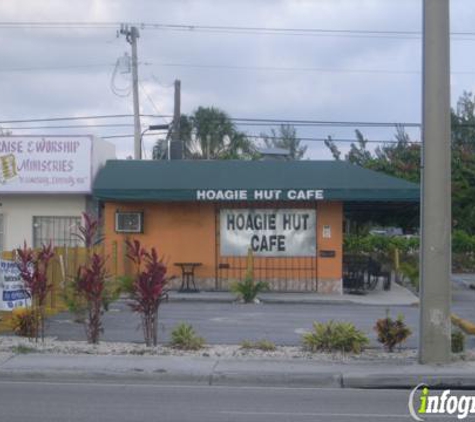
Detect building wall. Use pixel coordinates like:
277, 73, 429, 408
91, 137, 116, 178
104, 200, 343, 294
0, 195, 86, 250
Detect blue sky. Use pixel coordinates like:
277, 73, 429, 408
0, 0, 474, 158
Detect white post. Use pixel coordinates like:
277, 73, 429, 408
419, 0, 452, 364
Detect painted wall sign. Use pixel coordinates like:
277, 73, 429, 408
220, 209, 316, 257
0, 259, 31, 311
196, 189, 324, 201
0, 136, 92, 193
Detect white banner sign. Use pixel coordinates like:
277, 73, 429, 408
0, 136, 92, 193
220, 209, 316, 257
0, 259, 31, 311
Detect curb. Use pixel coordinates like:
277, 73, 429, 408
2, 368, 475, 389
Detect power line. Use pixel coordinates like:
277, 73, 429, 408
230, 118, 422, 128
2, 60, 475, 76
248, 135, 421, 144
0, 114, 168, 124
0, 124, 134, 130
0, 63, 114, 72
0, 21, 474, 40
100, 133, 419, 144
146, 61, 475, 76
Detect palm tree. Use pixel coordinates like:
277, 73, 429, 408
152, 106, 255, 160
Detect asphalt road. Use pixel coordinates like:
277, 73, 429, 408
0, 380, 417, 422
38, 286, 475, 349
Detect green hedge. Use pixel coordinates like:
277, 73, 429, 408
344, 235, 419, 255
345, 231, 475, 255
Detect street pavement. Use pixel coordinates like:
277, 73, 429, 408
0, 381, 418, 422
38, 280, 475, 349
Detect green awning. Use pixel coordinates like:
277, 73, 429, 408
93, 160, 420, 203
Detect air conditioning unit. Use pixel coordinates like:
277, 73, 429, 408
115, 212, 143, 233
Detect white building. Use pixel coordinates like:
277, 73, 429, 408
0, 135, 115, 251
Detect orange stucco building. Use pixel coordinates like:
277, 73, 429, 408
94, 160, 419, 294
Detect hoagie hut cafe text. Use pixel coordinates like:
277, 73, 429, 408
94, 160, 419, 294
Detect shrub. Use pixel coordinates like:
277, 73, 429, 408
374, 311, 412, 352
452, 330, 465, 354
126, 240, 170, 347
16, 242, 55, 342
398, 260, 419, 291
230, 248, 269, 303
230, 275, 269, 303
75, 253, 108, 344
302, 320, 369, 354
170, 323, 205, 350
10, 308, 39, 339
11, 345, 36, 354
452, 230, 475, 254
240, 339, 276, 351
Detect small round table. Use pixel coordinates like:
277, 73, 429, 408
174, 262, 202, 292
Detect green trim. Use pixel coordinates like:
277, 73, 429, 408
93, 160, 420, 203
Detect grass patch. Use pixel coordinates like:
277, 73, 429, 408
240, 339, 276, 351
11, 345, 36, 354
170, 323, 205, 350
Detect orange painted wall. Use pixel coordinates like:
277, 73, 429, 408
104, 200, 343, 282
104, 202, 216, 280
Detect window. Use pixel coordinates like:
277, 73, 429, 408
33, 216, 82, 248
0, 214, 3, 253
115, 212, 144, 233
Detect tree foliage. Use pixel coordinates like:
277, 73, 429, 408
152, 106, 255, 160
324, 91, 475, 234
261, 124, 307, 160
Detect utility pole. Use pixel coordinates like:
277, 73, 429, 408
170, 79, 182, 159
120, 25, 141, 160
419, 0, 452, 364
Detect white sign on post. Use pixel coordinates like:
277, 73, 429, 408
0, 136, 92, 193
0, 259, 31, 311
220, 209, 316, 257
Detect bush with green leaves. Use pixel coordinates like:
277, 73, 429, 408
452, 230, 475, 254
170, 323, 205, 350
398, 260, 419, 291
302, 320, 369, 354
374, 311, 412, 352
240, 339, 276, 351
452, 330, 465, 354
230, 274, 269, 303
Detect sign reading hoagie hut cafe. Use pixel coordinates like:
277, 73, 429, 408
220, 208, 316, 257
196, 189, 324, 201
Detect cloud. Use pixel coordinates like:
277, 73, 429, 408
0, 0, 473, 159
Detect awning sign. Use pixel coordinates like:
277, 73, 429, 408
220, 209, 316, 257
197, 189, 323, 201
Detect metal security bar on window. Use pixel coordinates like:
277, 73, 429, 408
115, 212, 143, 233
33, 216, 82, 248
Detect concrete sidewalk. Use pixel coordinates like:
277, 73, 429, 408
168, 282, 419, 307
1, 352, 474, 389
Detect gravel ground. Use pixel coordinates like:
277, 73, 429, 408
0, 335, 431, 362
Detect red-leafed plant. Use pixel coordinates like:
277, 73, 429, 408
16, 242, 55, 342
65, 212, 108, 324
126, 239, 169, 347
76, 253, 107, 344
75, 212, 103, 249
